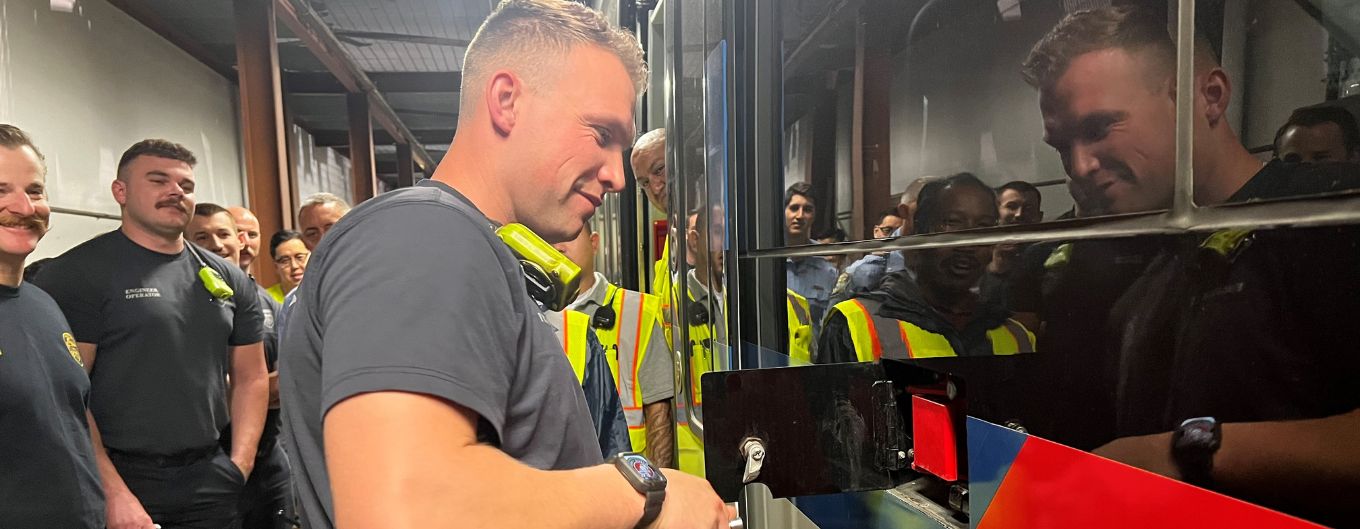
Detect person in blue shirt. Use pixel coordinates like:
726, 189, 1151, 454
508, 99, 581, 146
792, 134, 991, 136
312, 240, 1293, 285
783, 182, 839, 332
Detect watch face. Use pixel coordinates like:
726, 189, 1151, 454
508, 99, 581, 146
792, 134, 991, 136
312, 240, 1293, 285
624, 454, 661, 482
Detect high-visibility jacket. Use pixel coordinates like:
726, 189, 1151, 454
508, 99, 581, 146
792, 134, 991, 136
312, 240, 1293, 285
831, 298, 1035, 362
548, 310, 631, 457
651, 237, 674, 349
786, 289, 813, 364
588, 282, 667, 454
675, 272, 724, 478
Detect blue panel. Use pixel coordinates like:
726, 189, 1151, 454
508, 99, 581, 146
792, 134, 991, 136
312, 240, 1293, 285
965, 417, 1028, 526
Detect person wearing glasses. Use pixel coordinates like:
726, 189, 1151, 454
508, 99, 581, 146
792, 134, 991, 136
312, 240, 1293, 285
265, 230, 307, 303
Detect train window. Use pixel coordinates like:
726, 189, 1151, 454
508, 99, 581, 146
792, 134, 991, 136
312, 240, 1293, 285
707, 1, 1360, 524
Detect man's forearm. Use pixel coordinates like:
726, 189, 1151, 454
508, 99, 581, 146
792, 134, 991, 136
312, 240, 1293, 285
228, 363, 269, 469
87, 410, 135, 500
326, 391, 648, 529
1214, 410, 1360, 519
644, 400, 674, 468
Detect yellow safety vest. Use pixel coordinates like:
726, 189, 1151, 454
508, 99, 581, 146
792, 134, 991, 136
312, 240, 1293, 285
831, 298, 1035, 362
594, 283, 666, 453
651, 237, 677, 350
786, 289, 813, 364
676, 283, 721, 478
550, 310, 591, 383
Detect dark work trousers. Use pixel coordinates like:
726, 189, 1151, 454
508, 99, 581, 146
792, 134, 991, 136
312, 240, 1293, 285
108, 446, 245, 529
240, 440, 293, 529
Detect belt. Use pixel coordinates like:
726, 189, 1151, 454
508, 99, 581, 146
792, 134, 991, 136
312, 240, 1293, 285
106, 445, 218, 467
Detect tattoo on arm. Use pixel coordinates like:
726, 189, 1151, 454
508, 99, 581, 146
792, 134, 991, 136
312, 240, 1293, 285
644, 400, 675, 468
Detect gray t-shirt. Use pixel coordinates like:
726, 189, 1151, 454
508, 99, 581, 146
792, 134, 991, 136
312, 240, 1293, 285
279, 180, 601, 529
34, 230, 264, 456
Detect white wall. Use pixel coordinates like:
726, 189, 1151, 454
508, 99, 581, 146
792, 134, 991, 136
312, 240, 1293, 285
0, 0, 245, 260
290, 123, 354, 207
1240, 0, 1330, 148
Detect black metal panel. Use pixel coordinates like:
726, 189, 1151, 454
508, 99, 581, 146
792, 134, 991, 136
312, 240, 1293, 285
701, 363, 898, 501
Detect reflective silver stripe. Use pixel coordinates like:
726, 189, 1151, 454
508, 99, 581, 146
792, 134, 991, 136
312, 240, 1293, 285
1001, 319, 1034, 353
614, 288, 650, 429
787, 293, 810, 325
624, 409, 644, 427
860, 299, 909, 359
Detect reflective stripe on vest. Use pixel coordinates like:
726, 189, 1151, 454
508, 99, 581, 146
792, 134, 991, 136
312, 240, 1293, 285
555, 310, 590, 383
595, 283, 664, 453
651, 238, 675, 350
786, 289, 813, 364
834, 299, 1037, 360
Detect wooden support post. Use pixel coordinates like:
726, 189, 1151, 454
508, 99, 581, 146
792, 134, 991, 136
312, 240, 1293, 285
396, 142, 415, 188
851, 7, 893, 240
348, 92, 377, 202
234, 0, 290, 286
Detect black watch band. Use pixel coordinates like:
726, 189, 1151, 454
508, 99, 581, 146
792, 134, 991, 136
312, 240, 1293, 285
638, 488, 664, 529
1172, 417, 1221, 488
607, 453, 667, 529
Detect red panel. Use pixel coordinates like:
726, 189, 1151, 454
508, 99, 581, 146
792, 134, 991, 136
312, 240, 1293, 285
653, 220, 669, 261
978, 435, 1325, 529
911, 395, 959, 482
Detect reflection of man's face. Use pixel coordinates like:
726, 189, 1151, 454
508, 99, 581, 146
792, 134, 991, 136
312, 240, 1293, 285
632, 145, 668, 214
874, 214, 903, 238
998, 189, 1042, 225
1277, 122, 1355, 164
687, 210, 725, 280
914, 185, 997, 295
785, 194, 814, 240
1040, 49, 1177, 215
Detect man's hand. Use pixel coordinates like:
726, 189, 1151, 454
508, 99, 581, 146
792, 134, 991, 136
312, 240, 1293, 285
106, 489, 156, 529
646, 469, 736, 529
1093, 431, 1179, 480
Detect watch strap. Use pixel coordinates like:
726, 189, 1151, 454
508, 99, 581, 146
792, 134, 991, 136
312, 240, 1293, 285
637, 488, 664, 529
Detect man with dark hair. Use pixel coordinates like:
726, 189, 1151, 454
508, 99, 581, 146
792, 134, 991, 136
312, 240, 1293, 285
814, 226, 848, 269
784, 182, 838, 330
817, 173, 1035, 363
984, 180, 1044, 300
187, 203, 292, 529
35, 139, 268, 529
996, 180, 1043, 226
278, 1, 731, 528
1273, 105, 1360, 164
0, 124, 105, 529
1022, 7, 1360, 522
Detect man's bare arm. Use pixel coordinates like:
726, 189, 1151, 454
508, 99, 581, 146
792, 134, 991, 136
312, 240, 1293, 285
644, 400, 674, 468
78, 343, 155, 529
1095, 409, 1360, 523
325, 391, 733, 529
227, 342, 269, 478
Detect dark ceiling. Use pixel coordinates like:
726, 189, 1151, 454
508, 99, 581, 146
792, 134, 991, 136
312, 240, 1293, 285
109, 0, 492, 187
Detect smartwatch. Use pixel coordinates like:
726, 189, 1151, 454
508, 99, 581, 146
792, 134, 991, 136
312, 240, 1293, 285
608, 452, 666, 529
1171, 416, 1221, 488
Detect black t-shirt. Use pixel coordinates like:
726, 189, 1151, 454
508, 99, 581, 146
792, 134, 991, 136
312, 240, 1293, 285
34, 230, 264, 455
258, 283, 281, 371
0, 282, 105, 528
1111, 161, 1360, 436
280, 180, 599, 529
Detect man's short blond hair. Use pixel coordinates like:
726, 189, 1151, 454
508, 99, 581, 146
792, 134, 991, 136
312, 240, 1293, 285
460, 0, 647, 119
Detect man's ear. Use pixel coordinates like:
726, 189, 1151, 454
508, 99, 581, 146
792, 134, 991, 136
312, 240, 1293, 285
485, 71, 522, 137
589, 232, 600, 253
1200, 68, 1232, 128
111, 178, 128, 206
